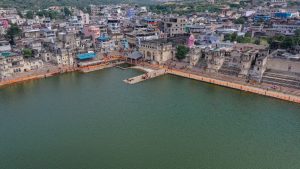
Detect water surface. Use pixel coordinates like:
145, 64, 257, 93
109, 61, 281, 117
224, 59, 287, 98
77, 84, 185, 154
0, 68, 300, 169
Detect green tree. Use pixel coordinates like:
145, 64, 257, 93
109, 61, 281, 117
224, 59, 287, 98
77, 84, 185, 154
230, 32, 238, 42
86, 6, 92, 15
254, 38, 261, 45
22, 48, 33, 58
25, 10, 34, 19
64, 7, 72, 16
295, 29, 300, 37
245, 32, 252, 38
5, 24, 22, 45
234, 17, 245, 24
175, 45, 190, 61
48, 11, 58, 19
224, 34, 231, 41
17, 10, 23, 18
237, 36, 251, 43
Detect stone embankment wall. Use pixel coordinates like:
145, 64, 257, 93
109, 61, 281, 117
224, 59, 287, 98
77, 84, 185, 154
0, 67, 76, 87
168, 69, 300, 104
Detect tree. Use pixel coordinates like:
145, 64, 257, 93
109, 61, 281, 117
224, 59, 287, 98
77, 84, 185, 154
22, 48, 33, 58
5, 24, 22, 45
295, 29, 300, 37
234, 17, 245, 24
25, 10, 34, 19
176, 45, 190, 61
86, 6, 92, 15
64, 7, 72, 16
17, 10, 23, 18
237, 36, 251, 43
224, 34, 231, 41
254, 38, 261, 45
48, 11, 58, 20
245, 32, 252, 38
230, 32, 238, 42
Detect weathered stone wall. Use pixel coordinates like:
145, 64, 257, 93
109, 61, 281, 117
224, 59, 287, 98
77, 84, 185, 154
266, 58, 300, 73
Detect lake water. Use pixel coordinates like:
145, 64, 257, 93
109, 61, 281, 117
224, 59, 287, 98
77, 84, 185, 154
1, 68, 300, 169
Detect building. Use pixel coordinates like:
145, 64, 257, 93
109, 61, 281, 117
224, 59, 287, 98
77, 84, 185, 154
270, 0, 287, 7
272, 23, 300, 35
125, 30, 159, 47
0, 52, 25, 79
0, 41, 11, 52
161, 16, 187, 37
0, 52, 43, 79
107, 19, 121, 34
83, 25, 101, 44
139, 39, 174, 64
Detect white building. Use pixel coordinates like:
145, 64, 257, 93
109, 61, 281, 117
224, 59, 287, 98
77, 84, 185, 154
0, 41, 11, 52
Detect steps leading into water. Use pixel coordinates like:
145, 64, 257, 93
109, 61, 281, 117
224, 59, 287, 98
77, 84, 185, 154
262, 70, 300, 89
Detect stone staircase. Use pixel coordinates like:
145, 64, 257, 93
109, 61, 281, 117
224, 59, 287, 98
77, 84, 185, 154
218, 57, 241, 77
262, 70, 300, 89
197, 58, 208, 70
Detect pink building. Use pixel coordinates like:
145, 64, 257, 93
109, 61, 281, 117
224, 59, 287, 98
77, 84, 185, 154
0, 18, 9, 29
83, 25, 100, 44
187, 34, 195, 49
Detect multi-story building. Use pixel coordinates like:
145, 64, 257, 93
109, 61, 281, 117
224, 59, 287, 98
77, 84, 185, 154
125, 30, 159, 47
107, 18, 121, 34
139, 39, 174, 64
272, 23, 300, 36
0, 41, 11, 52
270, 0, 287, 7
89, 5, 102, 16
0, 52, 42, 79
161, 16, 187, 37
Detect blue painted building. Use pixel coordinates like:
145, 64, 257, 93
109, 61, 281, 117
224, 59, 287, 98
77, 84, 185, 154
274, 12, 292, 19
120, 39, 129, 49
127, 8, 136, 18
76, 52, 96, 60
97, 33, 111, 42
254, 15, 271, 22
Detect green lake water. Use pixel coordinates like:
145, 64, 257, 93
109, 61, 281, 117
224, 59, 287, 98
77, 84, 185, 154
0, 68, 300, 169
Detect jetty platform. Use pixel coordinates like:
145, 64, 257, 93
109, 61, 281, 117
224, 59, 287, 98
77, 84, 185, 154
124, 67, 167, 84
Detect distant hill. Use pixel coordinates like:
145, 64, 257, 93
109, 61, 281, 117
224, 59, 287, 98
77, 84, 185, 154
1, 0, 155, 9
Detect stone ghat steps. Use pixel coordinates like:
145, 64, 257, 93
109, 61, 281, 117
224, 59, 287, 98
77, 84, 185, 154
262, 78, 300, 90
262, 71, 300, 89
218, 65, 241, 77
197, 58, 207, 69
264, 71, 300, 82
